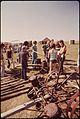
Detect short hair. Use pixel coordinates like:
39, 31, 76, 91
23, 41, 29, 46
44, 41, 47, 44
59, 40, 64, 45
33, 41, 37, 44
1, 43, 4, 48
22, 46, 26, 50
50, 43, 55, 49
51, 39, 54, 41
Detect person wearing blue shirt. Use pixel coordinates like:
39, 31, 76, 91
32, 41, 37, 64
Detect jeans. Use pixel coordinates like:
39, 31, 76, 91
22, 67, 27, 80
32, 52, 37, 64
32, 59, 37, 64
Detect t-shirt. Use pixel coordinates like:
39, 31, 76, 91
32, 45, 37, 52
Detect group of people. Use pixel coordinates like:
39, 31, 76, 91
1, 39, 67, 80
42, 39, 67, 75
0, 41, 38, 80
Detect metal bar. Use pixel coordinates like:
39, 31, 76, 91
17, 64, 42, 67
1, 94, 50, 118
57, 72, 76, 89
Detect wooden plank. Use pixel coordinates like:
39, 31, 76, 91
1, 88, 29, 101
17, 64, 42, 67
1, 94, 50, 118
1, 84, 31, 96
1, 77, 29, 85
1, 85, 24, 93
28, 64, 41, 67
1, 78, 23, 86
1, 76, 11, 80
1, 76, 21, 83
1, 79, 30, 89
1, 77, 12, 83
1, 79, 27, 89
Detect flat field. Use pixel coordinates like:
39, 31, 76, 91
1, 41, 79, 118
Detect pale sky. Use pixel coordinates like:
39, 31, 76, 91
1, 1, 79, 43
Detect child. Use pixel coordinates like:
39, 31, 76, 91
48, 43, 58, 75
42, 41, 47, 58
0, 43, 5, 77
58, 40, 67, 74
18, 41, 29, 64
6, 45, 14, 69
46, 40, 51, 62
32, 41, 37, 64
21, 46, 29, 80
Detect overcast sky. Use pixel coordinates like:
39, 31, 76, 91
1, 1, 79, 43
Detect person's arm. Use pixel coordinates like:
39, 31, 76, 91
6, 50, 8, 59
59, 45, 66, 55
48, 50, 50, 59
12, 49, 14, 59
27, 51, 29, 60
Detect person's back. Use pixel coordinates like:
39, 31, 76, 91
22, 51, 28, 68
48, 43, 58, 74
49, 49, 57, 61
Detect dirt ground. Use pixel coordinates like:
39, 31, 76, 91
1, 41, 79, 118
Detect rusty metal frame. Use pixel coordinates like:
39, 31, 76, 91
66, 90, 79, 118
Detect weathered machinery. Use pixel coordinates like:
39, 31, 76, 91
27, 71, 79, 118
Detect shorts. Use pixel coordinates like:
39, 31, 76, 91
50, 60, 57, 63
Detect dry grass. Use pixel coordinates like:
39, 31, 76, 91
1, 41, 79, 118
